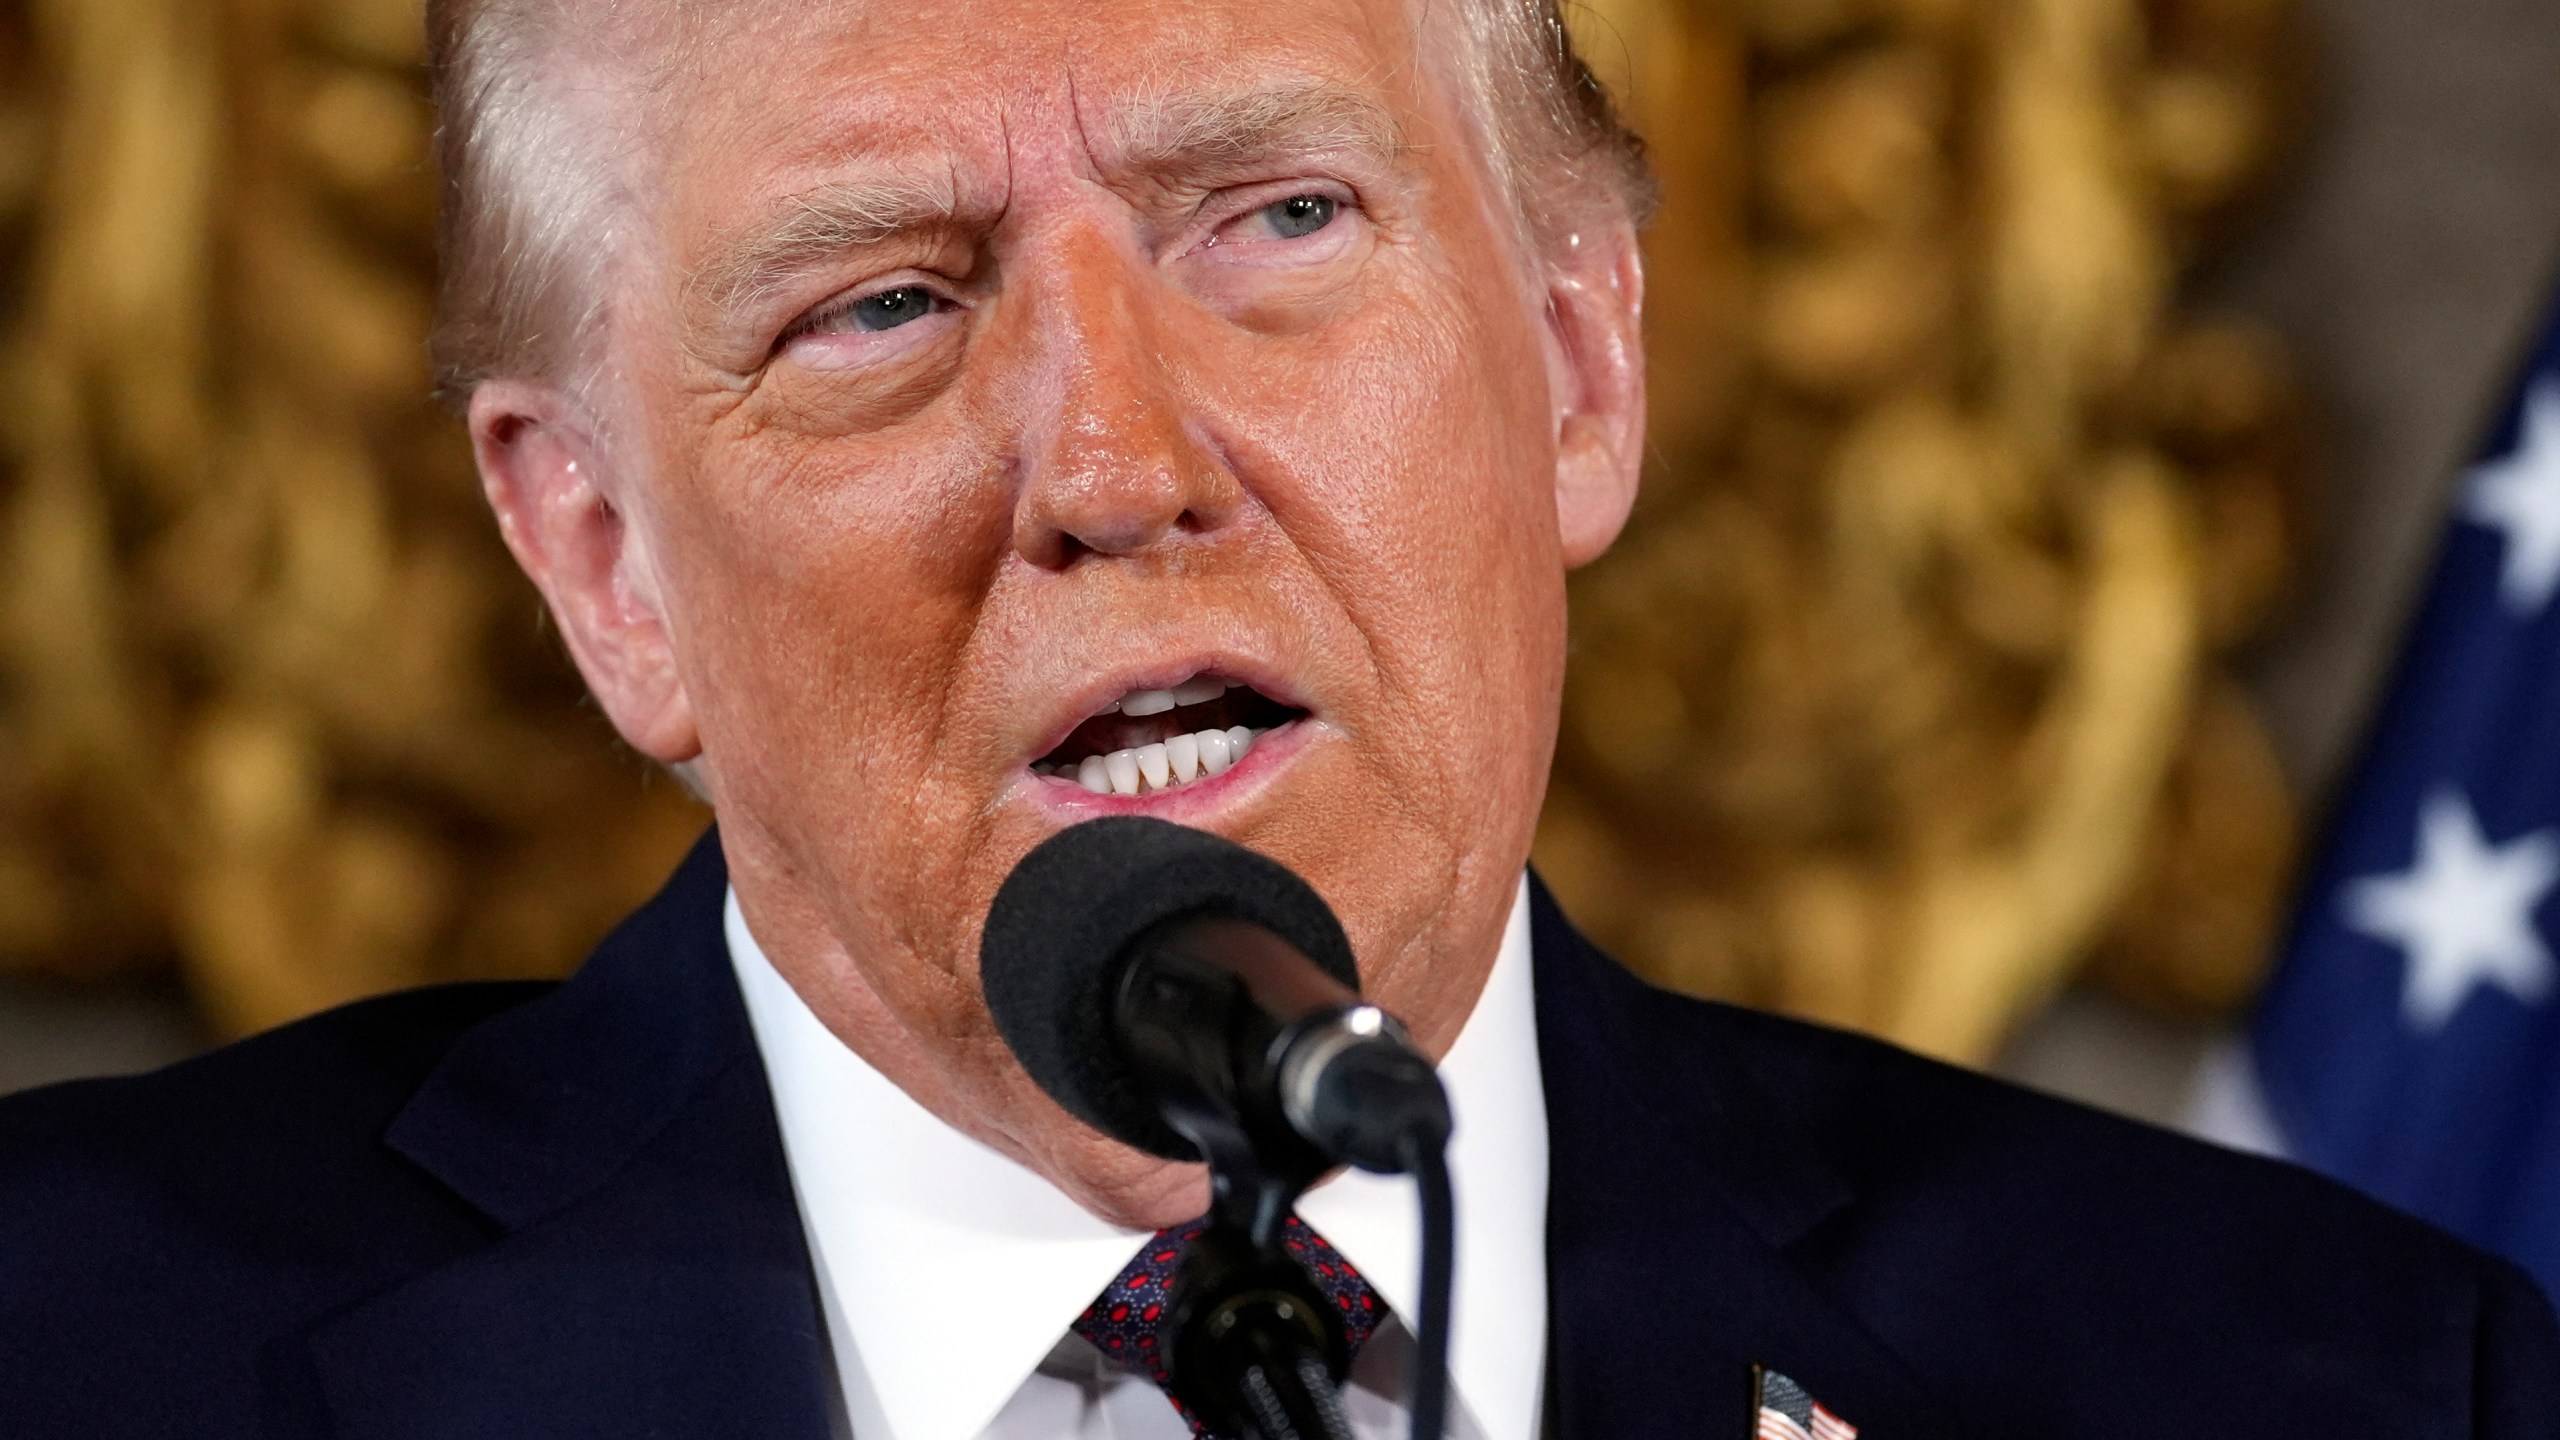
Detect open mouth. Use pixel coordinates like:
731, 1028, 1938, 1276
1032, 674, 1307, 797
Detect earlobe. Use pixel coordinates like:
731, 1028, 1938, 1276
469, 383, 703, 766
1545, 225, 1648, 569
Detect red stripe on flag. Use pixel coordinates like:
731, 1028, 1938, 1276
1758, 1410, 1814, 1440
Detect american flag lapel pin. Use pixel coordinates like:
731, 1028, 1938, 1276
1754, 1364, 1857, 1440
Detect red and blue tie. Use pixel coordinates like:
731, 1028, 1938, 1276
1071, 1215, 1385, 1436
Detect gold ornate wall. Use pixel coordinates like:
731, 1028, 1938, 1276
1546, 0, 2308, 1060
0, 0, 708, 1035
0, 0, 2305, 1060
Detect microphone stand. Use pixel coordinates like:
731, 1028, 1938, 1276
1158, 1089, 1458, 1440
981, 822, 1460, 1440
1166, 1192, 1357, 1440
1124, 937, 1359, 1440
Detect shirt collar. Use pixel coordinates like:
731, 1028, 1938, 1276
729, 877, 1548, 1440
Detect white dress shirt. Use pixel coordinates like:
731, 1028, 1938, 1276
728, 878, 1550, 1440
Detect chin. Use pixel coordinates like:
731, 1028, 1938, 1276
1052, 1142, 1214, 1231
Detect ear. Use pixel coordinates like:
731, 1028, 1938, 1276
1541, 220, 1647, 568
470, 381, 702, 766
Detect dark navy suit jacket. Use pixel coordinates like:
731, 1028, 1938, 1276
4, 830, 2555, 1437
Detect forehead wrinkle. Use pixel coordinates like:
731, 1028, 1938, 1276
1097, 78, 1411, 182
686, 163, 970, 322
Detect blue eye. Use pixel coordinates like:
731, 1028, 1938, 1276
847, 285, 936, 331
1263, 194, 1336, 239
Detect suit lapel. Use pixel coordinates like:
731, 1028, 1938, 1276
1530, 879, 1972, 1440
286, 833, 1966, 1439
299, 829, 836, 1440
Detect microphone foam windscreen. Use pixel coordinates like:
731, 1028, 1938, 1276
980, 817, 1360, 1160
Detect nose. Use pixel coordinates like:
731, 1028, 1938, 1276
1008, 231, 1242, 570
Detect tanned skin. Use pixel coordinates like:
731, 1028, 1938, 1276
468, 0, 1646, 1230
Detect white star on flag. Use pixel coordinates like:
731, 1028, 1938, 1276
2342, 789, 2560, 1030
2462, 376, 2560, 613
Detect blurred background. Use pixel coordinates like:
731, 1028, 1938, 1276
0, 0, 2554, 1145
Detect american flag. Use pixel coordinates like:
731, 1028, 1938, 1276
1754, 1366, 1856, 1440
2196, 291, 2560, 1303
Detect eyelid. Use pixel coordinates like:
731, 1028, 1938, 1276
1189, 178, 1362, 249
782, 272, 957, 346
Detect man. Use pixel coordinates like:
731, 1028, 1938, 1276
1, 0, 2552, 1434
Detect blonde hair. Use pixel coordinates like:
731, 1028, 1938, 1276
425, 0, 1652, 406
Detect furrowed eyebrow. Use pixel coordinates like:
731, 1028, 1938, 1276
689, 168, 966, 322
684, 84, 1405, 337
1101, 82, 1410, 186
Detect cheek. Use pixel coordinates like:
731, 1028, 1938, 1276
652, 412, 1014, 826
1223, 275, 1565, 698
1203, 275, 1567, 965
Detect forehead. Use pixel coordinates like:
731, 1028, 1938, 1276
648, 0, 1444, 189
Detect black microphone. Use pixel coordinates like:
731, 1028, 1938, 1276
980, 816, 1452, 1176
981, 817, 1456, 1440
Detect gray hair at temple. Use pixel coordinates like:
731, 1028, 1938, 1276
423, 0, 1655, 408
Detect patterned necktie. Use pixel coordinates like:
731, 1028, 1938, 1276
1071, 1214, 1385, 1436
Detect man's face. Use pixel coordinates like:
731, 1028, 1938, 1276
479, 0, 1642, 1225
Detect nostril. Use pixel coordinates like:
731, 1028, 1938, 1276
1014, 397, 1242, 565
1016, 461, 1197, 565
1081, 512, 1177, 557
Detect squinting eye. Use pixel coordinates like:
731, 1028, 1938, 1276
845, 285, 937, 332
1262, 194, 1337, 240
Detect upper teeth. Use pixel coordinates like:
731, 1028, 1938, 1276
1108, 676, 1230, 717
1073, 725, 1261, 797
1033, 675, 1274, 797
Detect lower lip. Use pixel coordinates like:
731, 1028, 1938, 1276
1017, 719, 1313, 819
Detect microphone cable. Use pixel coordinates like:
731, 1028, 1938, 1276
1401, 1129, 1455, 1440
